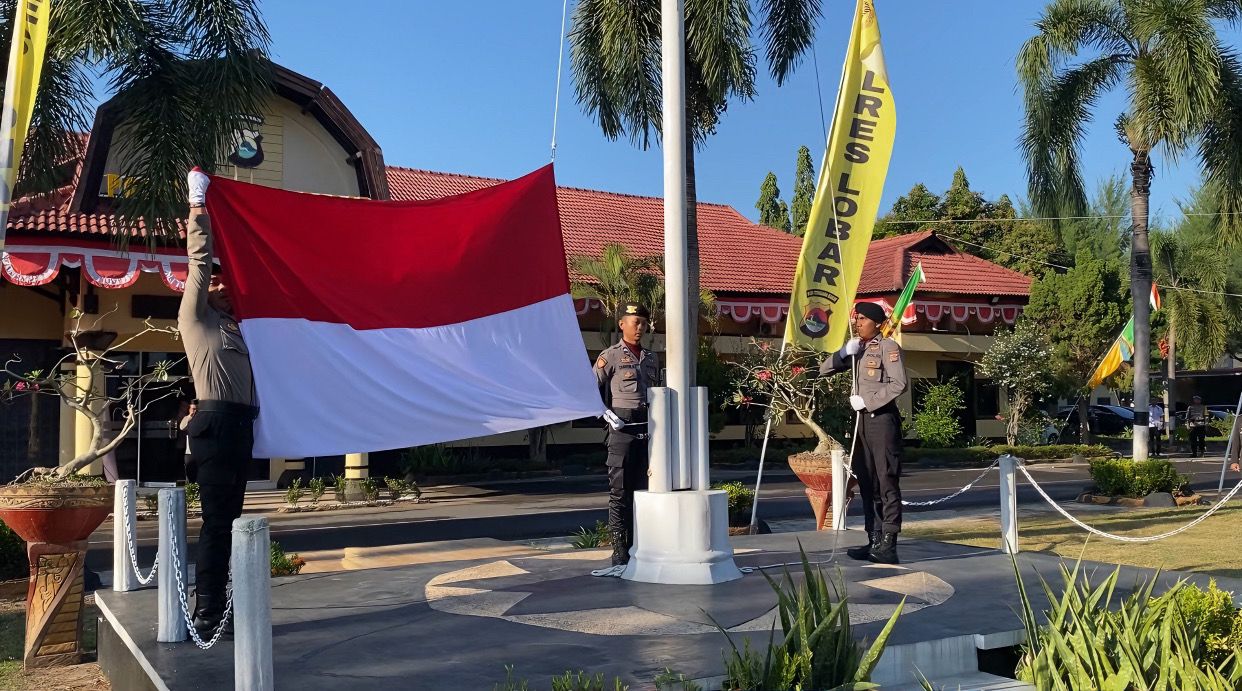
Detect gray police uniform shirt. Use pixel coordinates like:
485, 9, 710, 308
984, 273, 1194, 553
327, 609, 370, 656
821, 335, 908, 412
177, 213, 256, 406
595, 341, 659, 410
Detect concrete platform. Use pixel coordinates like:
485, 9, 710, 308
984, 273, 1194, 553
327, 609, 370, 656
94, 530, 1240, 690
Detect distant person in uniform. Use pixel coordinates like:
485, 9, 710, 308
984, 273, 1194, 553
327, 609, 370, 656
1149, 401, 1164, 456
179, 168, 258, 637
820, 302, 909, 564
1188, 395, 1208, 458
595, 302, 659, 567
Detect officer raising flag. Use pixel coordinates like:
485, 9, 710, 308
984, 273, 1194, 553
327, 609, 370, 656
595, 302, 660, 567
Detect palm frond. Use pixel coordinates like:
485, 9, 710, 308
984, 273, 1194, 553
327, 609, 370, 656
687, 0, 757, 107
1, 0, 271, 244
570, 0, 662, 149
1130, 1, 1222, 154
1205, 0, 1242, 26
1017, 0, 1131, 89
1199, 51, 1242, 243
758, 0, 818, 85
1020, 54, 1127, 215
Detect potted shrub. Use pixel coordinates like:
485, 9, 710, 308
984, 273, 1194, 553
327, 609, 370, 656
727, 340, 856, 530
0, 310, 180, 668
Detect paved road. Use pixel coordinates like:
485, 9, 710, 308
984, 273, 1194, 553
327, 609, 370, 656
86, 457, 1234, 572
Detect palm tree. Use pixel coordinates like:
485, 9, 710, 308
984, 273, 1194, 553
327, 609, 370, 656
571, 243, 664, 343
1017, 0, 1242, 460
569, 0, 820, 379
1152, 185, 1241, 426
1, 0, 271, 238
571, 242, 717, 343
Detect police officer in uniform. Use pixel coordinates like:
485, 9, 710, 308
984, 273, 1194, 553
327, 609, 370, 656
595, 302, 659, 566
179, 169, 258, 635
820, 302, 908, 564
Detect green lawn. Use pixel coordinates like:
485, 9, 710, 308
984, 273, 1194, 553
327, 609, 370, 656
0, 603, 99, 691
905, 503, 1242, 580
0, 611, 22, 691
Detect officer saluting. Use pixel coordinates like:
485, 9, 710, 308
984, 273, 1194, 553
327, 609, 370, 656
595, 302, 659, 566
820, 302, 908, 564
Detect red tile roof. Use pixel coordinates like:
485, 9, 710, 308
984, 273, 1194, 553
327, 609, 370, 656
5, 165, 1030, 299
857, 230, 1032, 297
386, 166, 802, 295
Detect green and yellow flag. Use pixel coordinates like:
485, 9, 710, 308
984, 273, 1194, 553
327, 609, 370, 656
785, 0, 896, 351
1088, 317, 1135, 389
880, 262, 926, 338
0, 0, 53, 252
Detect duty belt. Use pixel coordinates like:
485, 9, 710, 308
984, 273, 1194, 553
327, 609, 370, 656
196, 400, 259, 419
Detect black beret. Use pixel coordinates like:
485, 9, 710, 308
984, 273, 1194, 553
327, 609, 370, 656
854, 301, 888, 325
621, 302, 650, 319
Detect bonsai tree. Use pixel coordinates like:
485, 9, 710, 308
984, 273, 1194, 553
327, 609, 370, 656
726, 339, 850, 454
2, 308, 183, 480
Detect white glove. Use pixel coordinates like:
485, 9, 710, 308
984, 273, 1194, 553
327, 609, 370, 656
602, 409, 626, 431
850, 394, 867, 412
187, 167, 210, 206
841, 338, 862, 357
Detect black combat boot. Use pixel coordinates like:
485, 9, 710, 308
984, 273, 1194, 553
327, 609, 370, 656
868, 532, 899, 565
610, 531, 629, 566
847, 530, 880, 561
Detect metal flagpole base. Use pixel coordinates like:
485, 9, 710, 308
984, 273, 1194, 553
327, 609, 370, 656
621, 490, 743, 585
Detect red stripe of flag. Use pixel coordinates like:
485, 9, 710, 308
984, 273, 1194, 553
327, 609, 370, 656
206, 165, 569, 330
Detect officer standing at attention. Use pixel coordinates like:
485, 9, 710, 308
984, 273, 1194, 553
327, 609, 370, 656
596, 302, 659, 566
820, 302, 908, 564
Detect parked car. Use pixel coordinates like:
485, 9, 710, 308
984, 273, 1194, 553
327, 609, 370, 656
1056, 405, 1135, 439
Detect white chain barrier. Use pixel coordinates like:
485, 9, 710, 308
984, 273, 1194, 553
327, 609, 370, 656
120, 489, 159, 586
166, 505, 234, 650
1017, 460, 1242, 543
901, 458, 1003, 507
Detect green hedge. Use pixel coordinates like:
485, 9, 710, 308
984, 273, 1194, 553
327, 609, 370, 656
1089, 458, 1187, 497
911, 444, 1113, 466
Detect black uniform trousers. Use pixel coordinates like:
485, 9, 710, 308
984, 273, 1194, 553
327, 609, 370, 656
185, 401, 257, 616
1190, 425, 1208, 457
854, 402, 903, 535
606, 406, 649, 550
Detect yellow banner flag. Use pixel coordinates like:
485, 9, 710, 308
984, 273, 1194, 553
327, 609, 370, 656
784, 0, 895, 351
0, 0, 53, 252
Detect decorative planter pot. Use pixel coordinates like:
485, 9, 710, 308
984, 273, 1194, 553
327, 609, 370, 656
0, 483, 113, 669
788, 451, 857, 530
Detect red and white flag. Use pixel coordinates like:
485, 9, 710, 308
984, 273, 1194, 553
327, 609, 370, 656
206, 165, 605, 458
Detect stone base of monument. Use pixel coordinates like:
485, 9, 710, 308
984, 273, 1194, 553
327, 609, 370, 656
621, 490, 742, 585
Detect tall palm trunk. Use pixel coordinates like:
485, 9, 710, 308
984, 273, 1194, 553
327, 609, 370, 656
1130, 150, 1153, 461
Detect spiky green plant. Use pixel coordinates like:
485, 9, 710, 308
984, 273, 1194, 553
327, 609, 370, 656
1013, 557, 1242, 689
714, 545, 903, 690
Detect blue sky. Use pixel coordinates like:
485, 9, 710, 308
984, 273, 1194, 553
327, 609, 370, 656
259, 1, 1240, 226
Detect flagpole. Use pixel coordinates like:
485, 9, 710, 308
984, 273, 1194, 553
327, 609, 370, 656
0, 4, 26, 252
748, 1, 861, 534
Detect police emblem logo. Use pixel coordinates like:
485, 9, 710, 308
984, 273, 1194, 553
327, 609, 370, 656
798, 305, 831, 338
867, 369, 876, 377
595, 356, 607, 369
889, 351, 900, 362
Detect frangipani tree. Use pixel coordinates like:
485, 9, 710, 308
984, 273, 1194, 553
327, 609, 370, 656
727, 339, 850, 454
2, 308, 182, 480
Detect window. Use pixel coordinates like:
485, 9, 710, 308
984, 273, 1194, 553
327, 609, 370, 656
975, 381, 1000, 419
131, 295, 180, 320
